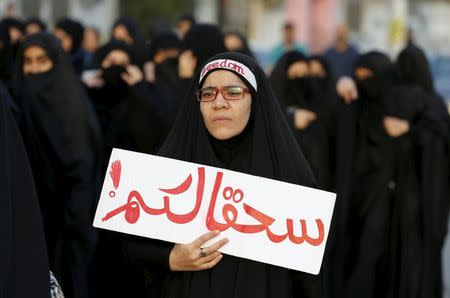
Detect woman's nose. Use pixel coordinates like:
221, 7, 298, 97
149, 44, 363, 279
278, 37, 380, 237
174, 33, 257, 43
212, 91, 228, 109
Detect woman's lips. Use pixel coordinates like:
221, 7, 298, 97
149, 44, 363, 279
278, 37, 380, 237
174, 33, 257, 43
212, 116, 232, 122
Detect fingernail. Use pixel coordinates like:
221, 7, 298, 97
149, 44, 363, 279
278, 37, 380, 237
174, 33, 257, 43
224, 238, 229, 243
214, 230, 220, 235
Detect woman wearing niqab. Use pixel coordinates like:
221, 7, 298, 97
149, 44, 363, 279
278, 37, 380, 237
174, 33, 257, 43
89, 39, 165, 168
13, 33, 100, 298
270, 51, 334, 190
124, 52, 321, 298
396, 45, 450, 298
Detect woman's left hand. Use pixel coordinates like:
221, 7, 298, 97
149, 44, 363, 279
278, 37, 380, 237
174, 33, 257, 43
122, 65, 144, 86
383, 116, 410, 137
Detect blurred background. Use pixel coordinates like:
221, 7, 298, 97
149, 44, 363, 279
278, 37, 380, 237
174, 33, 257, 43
2, 0, 450, 103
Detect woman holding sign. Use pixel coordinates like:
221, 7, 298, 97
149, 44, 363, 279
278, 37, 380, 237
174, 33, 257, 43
125, 52, 320, 298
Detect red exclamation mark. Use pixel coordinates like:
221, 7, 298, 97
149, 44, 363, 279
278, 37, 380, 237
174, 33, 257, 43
109, 160, 121, 198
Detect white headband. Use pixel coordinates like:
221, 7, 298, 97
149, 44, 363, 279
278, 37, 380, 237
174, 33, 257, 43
199, 59, 258, 91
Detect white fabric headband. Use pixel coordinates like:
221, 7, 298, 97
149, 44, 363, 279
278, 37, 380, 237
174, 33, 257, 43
199, 59, 258, 91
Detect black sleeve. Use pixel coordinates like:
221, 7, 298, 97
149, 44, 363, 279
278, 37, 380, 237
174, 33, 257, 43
123, 235, 174, 272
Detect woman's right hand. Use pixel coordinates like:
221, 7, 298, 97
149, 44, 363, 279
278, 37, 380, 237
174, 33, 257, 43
178, 50, 197, 79
294, 109, 317, 130
169, 230, 229, 271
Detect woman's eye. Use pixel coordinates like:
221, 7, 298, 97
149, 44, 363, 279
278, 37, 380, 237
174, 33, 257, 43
227, 87, 243, 96
202, 90, 215, 98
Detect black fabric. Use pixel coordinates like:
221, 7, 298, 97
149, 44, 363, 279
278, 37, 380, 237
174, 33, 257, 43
0, 17, 25, 36
343, 51, 448, 298
182, 24, 227, 73
0, 19, 17, 87
344, 52, 396, 298
0, 84, 50, 298
94, 39, 135, 68
148, 30, 180, 61
125, 52, 320, 298
270, 51, 335, 190
55, 18, 84, 53
224, 31, 254, 58
396, 45, 450, 298
13, 33, 101, 298
112, 17, 148, 67
152, 56, 183, 129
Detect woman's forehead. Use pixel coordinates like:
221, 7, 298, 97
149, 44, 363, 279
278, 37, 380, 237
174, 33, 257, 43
24, 45, 48, 56
202, 69, 245, 87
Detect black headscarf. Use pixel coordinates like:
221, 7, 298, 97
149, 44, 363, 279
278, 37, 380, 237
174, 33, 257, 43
112, 17, 148, 66
0, 18, 24, 83
181, 24, 227, 73
0, 85, 49, 298
396, 45, 450, 138
397, 45, 434, 92
0, 20, 14, 83
0, 17, 25, 40
354, 51, 394, 102
270, 50, 312, 109
95, 38, 135, 67
148, 30, 180, 61
224, 31, 254, 58
55, 18, 85, 53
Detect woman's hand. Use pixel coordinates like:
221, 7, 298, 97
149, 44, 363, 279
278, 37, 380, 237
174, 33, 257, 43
143, 61, 156, 83
169, 230, 229, 271
294, 109, 317, 130
336, 76, 358, 104
383, 116, 410, 137
122, 65, 144, 86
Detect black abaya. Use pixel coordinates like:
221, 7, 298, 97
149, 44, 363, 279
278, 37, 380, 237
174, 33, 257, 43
124, 52, 320, 298
396, 45, 450, 298
0, 84, 50, 298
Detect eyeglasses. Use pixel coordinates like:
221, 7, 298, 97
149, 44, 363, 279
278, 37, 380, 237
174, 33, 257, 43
196, 86, 250, 102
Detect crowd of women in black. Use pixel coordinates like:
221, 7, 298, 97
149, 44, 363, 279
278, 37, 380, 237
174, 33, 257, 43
1, 13, 449, 298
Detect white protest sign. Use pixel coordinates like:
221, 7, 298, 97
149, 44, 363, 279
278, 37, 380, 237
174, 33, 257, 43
93, 148, 336, 275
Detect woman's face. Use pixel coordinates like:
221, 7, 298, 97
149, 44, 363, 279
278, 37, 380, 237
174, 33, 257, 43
54, 28, 72, 52
22, 45, 54, 75
112, 25, 133, 45
200, 70, 252, 140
